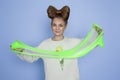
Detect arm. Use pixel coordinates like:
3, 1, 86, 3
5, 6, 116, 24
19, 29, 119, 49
10, 46, 40, 63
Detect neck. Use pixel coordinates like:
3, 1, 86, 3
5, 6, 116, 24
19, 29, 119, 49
52, 35, 64, 41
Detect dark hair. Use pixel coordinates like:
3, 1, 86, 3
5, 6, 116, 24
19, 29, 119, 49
47, 5, 70, 24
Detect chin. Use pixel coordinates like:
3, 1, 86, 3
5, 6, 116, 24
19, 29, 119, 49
54, 33, 61, 36
55, 34, 61, 36
55, 33, 62, 36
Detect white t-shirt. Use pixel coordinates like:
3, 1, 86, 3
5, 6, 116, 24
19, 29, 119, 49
38, 37, 81, 80
17, 37, 81, 80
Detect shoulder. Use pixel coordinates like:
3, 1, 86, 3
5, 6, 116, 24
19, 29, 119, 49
64, 37, 83, 48
67, 37, 83, 43
64, 37, 83, 46
37, 38, 51, 48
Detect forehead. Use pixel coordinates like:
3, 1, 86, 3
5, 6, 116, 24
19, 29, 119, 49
52, 18, 65, 24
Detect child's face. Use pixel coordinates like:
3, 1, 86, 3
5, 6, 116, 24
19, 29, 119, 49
51, 17, 66, 36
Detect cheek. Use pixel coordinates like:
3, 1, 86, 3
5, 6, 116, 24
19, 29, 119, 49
52, 26, 55, 30
51, 27, 55, 29
60, 27, 65, 31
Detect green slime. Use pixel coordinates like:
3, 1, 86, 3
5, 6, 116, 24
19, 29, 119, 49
10, 24, 104, 58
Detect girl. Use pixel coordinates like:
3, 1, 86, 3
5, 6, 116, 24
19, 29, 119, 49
13, 5, 81, 80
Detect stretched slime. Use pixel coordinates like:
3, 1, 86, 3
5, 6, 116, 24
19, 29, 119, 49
10, 24, 104, 58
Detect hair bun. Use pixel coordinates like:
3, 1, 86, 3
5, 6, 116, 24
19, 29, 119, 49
60, 6, 70, 20
47, 5, 70, 20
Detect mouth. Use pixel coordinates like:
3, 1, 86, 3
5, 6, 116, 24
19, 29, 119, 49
55, 31, 60, 33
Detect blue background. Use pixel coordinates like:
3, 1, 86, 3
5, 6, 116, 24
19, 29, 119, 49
0, 0, 120, 80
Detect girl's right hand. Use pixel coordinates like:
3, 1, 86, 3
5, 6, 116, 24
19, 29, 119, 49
10, 45, 24, 52
13, 48, 24, 52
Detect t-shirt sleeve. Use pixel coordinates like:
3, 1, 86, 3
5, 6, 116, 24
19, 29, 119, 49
17, 47, 40, 63
17, 39, 49, 62
17, 54, 40, 63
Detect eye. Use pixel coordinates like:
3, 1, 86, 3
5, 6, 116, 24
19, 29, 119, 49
59, 24, 63, 27
52, 23, 56, 27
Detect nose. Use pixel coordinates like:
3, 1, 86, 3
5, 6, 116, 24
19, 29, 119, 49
56, 26, 60, 30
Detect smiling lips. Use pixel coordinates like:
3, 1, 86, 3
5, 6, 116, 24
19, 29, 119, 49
55, 31, 61, 33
